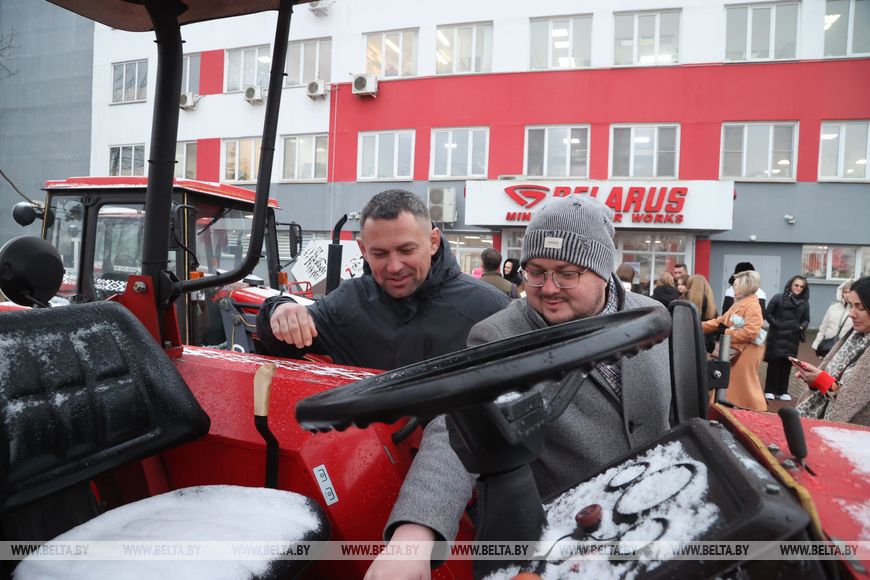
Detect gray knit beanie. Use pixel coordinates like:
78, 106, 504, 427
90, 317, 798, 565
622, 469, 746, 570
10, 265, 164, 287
521, 196, 616, 281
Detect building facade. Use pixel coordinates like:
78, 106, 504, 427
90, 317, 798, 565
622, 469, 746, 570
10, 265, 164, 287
85, 0, 870, 325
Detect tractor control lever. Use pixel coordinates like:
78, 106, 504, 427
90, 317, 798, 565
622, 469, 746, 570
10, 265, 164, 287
254, 363, 279, 488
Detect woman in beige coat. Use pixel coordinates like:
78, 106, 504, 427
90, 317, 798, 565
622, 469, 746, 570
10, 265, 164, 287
702, 270, 767, 411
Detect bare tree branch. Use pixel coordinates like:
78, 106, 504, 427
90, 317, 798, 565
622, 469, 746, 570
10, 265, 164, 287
0, 29, 18, 82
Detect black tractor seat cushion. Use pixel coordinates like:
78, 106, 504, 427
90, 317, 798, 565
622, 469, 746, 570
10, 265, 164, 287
0, 301, 210, 511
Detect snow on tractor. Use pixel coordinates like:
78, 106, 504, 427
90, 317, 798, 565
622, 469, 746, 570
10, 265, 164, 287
3, 176, 307, 352
0, 1, 867, 580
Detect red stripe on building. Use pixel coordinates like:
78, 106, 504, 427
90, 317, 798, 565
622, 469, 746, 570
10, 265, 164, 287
196, 138, 221, 182
199, 50, 224, 95
329, 60, 870, 183
694, 239, 711, 279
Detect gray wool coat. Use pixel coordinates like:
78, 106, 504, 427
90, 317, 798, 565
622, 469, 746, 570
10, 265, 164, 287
384, 282, 672, 557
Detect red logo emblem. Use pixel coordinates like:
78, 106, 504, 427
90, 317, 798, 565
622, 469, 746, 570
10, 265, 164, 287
504, 184, 550, 209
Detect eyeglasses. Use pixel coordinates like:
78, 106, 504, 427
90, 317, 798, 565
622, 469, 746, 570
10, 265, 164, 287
523, 268, 589, 289
793, 283, 806, 289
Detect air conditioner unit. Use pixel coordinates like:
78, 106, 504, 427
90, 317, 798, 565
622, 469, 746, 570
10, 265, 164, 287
179, 92, 198, 110
428, 186, 457, 223
351, 73, 378, 97
306, 79, 327, 99
308, 0, 330, 16
244, 85, 264, 104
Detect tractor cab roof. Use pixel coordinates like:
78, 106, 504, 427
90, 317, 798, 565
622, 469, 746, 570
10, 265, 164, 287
45, 0, 315, 32
43, 176, 279, 208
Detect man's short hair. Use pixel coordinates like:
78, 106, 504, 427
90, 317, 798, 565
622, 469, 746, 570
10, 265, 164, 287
360, 190, 430, 227
674, 263, 688, 271
481, 248, 502, 272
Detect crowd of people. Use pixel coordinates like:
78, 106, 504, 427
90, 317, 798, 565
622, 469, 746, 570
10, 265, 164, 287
253, 189, 870, 577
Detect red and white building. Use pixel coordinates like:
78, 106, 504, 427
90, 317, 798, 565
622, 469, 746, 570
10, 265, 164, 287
90, 0, 870, 323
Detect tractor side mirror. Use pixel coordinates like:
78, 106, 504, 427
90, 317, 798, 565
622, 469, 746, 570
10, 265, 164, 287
278, 222, 303, 260
12, 202, 39, 226
0, 236, 64, 307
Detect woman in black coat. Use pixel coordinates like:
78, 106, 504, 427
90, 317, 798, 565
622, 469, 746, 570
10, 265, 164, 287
764, 275, 810, 400
652, 271, 680, 308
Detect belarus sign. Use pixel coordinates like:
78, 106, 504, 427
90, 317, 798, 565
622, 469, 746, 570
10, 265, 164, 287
465, 180, 734, 230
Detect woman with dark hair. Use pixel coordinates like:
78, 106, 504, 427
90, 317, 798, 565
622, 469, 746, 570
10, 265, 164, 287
502, 258, 522, 287
794, 276, 870, 427
764, 275, 810, 401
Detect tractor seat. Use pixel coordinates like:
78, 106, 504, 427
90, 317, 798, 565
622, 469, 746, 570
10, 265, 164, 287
0, 301, 329, 579
14, 485, 330, 580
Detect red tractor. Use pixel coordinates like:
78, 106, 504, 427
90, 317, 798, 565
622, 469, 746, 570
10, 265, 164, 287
0, 1, 867, 579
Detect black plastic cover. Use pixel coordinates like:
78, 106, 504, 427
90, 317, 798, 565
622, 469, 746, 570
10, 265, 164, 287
0, 302, 210, 510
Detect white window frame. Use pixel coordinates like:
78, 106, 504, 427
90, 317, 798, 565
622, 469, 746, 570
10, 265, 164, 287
282, 134, 328, 182
285, 37, 332, 86
225, 45, 271, 93
181, 53, 200, 94
529, 15, 593, 70
429, 127, 489, 179
523, 125, 591, 178
435, 22, 493, 75
175, 141, 197, 179
357, 130, 416, 181
111, 59, 148, 104
725, 2, 799, 62
365, 29, 418, 78
613, 10, 681, 66
223, 137, 261, 183
802, 244, 870, 280
818, 121, 870, 181
825, 0, 870, 57
109, 144, 146, 176
720, 122, 798, 181
609, 124, 680, 179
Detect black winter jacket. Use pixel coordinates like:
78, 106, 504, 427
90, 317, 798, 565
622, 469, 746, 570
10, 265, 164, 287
764, 277, 810, 360
652, 285, 680, 309
255, 235, 511, 370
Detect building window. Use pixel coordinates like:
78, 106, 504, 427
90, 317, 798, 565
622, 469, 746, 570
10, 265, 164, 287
819, 121, 870, 180
224, 138, 261, 182
825, 0, 870, 57
226, 45, 270, 92
444, 232, 495, 275
726, 3, 798, 61
525, 125, 589, 178
802, 245, 870, 280
175, 142, 197, 179
358, 130, 415, 180
286, 38, 332, 86
431, 128, 488, 179
436, 22, 493, 74
611, 125, 678, 178
366, 29, 417, 78
283, 134, 328, 181
614, 11, 680, 66
721, 123, 796, 180
112, 59, 147, 103
530, 16, 592, 69
616, 233, 691, 296
109, 145, 146, 176
181, 54, 200, 94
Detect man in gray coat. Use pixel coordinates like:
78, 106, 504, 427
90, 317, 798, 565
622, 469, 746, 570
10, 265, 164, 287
366, 195, 672, 578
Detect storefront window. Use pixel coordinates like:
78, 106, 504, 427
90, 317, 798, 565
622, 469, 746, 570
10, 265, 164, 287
802, 244, 867, 280
443, 232, 495, 274
615, 232, 691, 295
502, 229, 525, 261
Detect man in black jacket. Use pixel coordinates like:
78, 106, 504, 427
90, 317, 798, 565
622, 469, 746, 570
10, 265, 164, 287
256, 190, 511, 369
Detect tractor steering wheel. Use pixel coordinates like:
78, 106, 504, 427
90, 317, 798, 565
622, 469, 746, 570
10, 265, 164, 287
295, 307, 671, 432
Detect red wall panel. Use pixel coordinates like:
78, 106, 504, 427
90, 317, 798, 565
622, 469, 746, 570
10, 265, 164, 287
196, 138, 221, 182
694, 239, 711, 279
328, 60, 870, 183
199, 50, 224, 96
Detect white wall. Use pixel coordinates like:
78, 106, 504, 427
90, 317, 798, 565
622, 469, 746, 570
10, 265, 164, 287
89, 0, 834, 180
